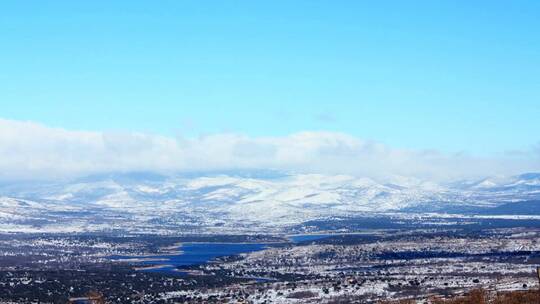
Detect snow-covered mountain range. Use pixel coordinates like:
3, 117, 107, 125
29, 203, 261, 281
1, 171, 540, 233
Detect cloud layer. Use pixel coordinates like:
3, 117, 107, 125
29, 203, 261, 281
0, 119, 538, 182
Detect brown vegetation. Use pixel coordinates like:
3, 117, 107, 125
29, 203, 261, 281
379, 288, 540, 304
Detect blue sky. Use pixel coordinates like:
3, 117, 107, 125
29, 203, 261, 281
1, 1, 539, 156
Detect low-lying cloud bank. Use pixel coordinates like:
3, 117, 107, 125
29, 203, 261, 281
0, 119, 538, 182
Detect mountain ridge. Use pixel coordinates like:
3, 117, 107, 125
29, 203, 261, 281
1, 171, 539, 233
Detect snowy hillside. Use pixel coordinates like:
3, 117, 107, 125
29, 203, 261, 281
0, 172, 539, 233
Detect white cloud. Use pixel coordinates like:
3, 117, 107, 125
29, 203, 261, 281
0, 118, 538, 181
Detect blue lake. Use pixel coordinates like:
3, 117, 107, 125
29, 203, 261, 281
111, 242, 270, 274
111, 234, 336, 274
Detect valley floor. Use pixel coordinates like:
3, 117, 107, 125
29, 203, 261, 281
1, 223, 540, 303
